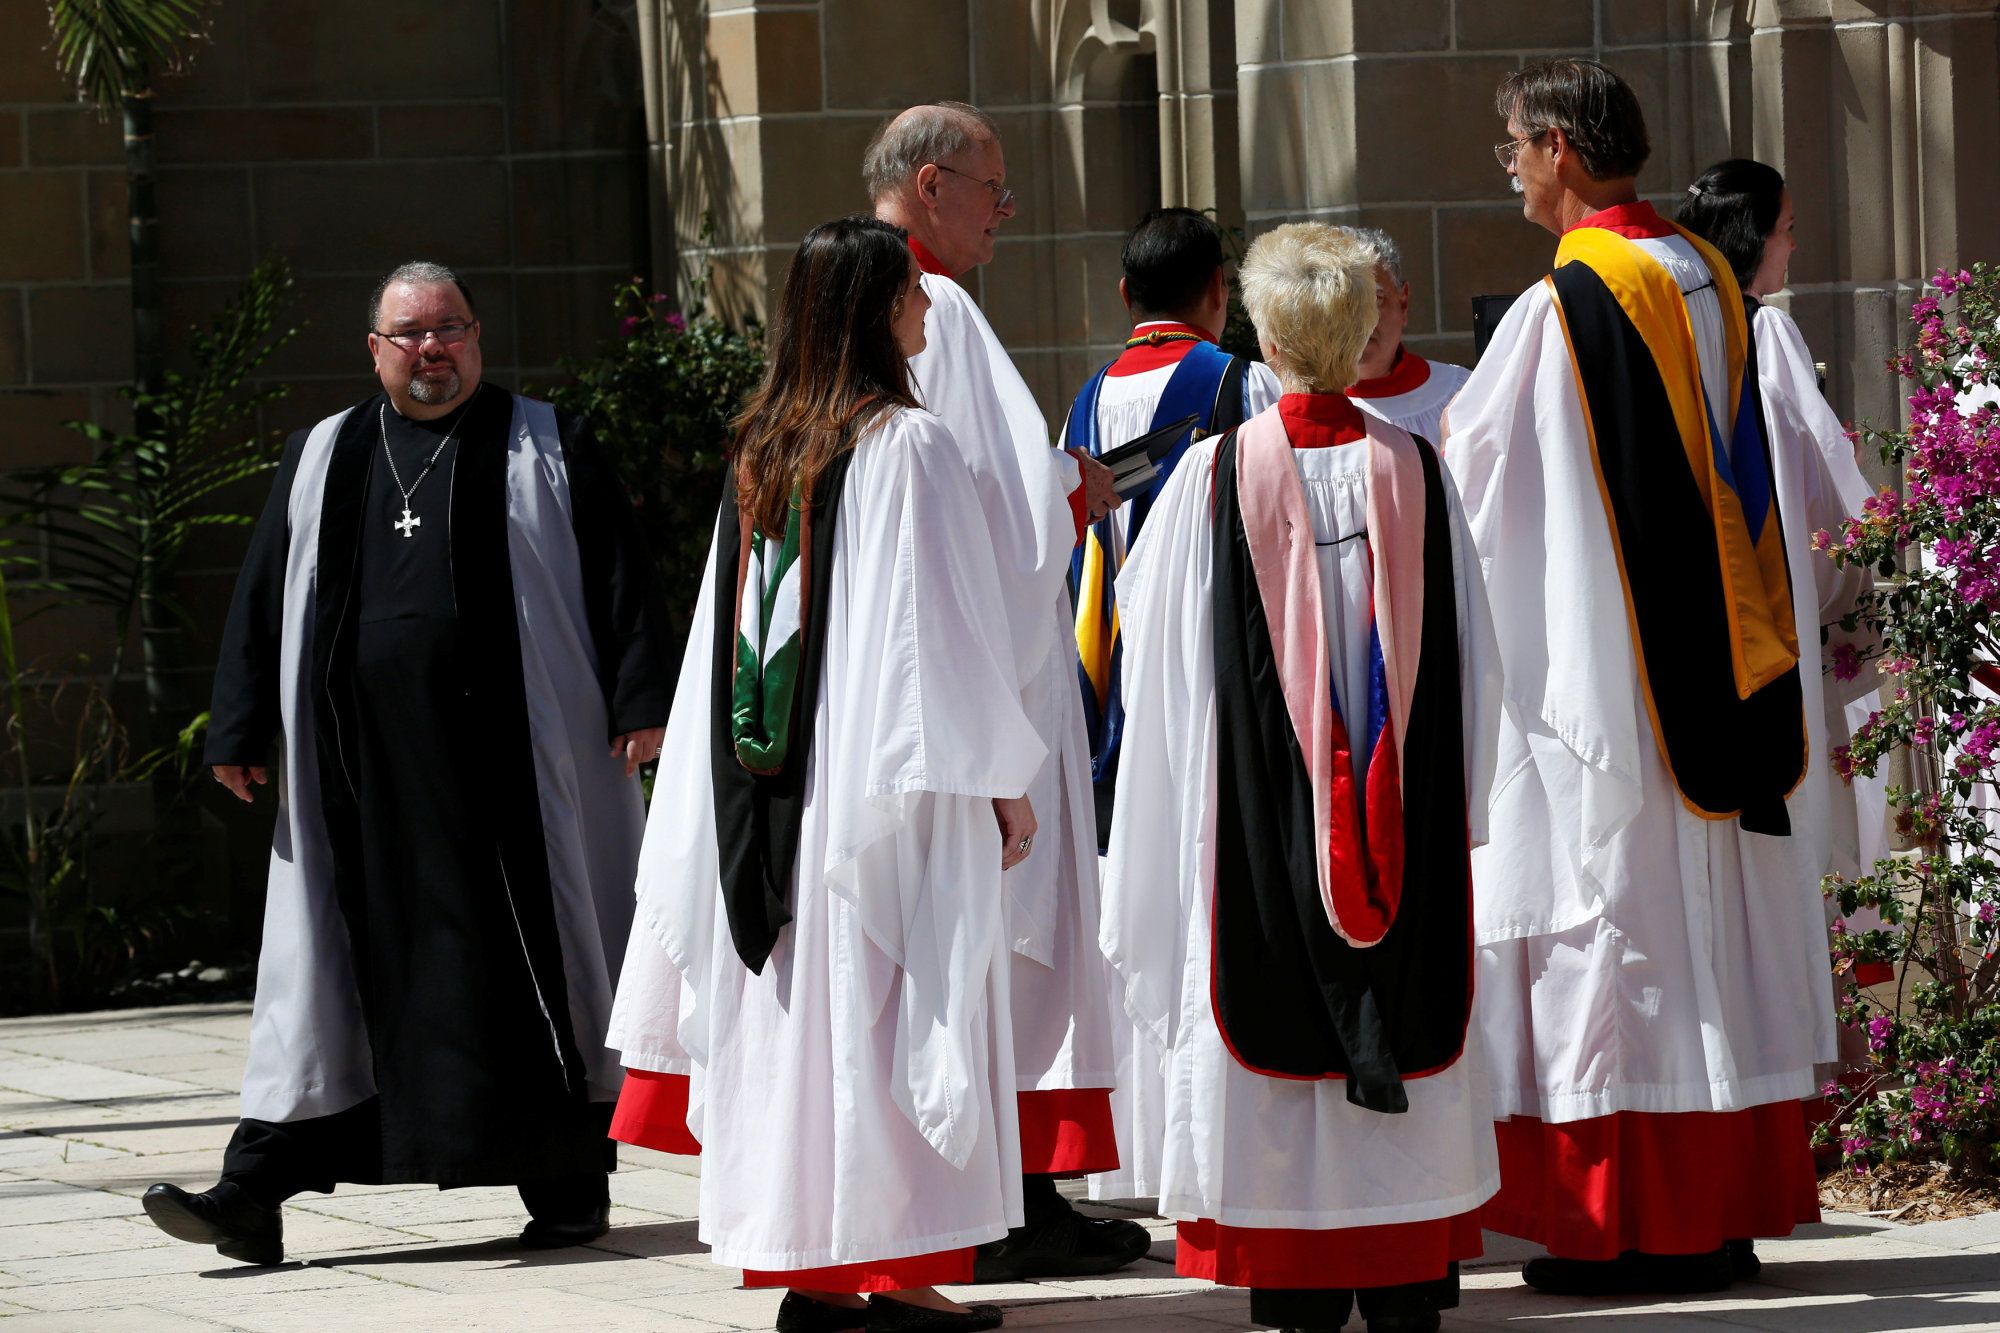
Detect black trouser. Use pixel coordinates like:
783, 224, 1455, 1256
221, 1096, 615, 1218
1249, 1266, 1458, 1329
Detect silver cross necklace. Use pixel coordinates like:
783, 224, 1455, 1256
379, 385, 479, 538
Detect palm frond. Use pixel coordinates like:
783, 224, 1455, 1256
46, 0, 207, 108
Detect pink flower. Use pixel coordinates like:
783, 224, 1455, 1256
620, 315, 642, 337
1832, 643, 1862, 682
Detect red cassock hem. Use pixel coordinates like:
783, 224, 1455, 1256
608, 1069, 702, 1156
1176, 1211, 1483, 1288
1017, 1088, 1120, 1177
1481, 1103, 1821, 1260
741, 1248, 974, 1292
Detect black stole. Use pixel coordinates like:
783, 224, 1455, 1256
1209, 430, 1473, 1114
709, 451, 854, 973
1552, 267, 1805, 835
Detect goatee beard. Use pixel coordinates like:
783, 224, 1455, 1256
407, 369, 463, 405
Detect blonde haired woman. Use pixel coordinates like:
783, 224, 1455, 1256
1100, 223, 1503, 1333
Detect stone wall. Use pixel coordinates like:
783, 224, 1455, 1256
642, 0, 1164, 412
652, 0, 1999, 438
0, 0, 649, 706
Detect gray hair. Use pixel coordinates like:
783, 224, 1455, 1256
862, 102, 1001, 201
1345, 227, 1405, 287
368, 260, 476, 330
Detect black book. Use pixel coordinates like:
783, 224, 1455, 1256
1097, 413, 1201, 498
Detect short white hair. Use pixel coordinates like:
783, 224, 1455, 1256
1344, 226, 1406, 287
1239, 223, 1379, 393
862, 102, 1000, 201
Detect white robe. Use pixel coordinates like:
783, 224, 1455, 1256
1445, 238, 1853, 1126
1102, 423, 1504, 1229
1055, 345, 1281, 1200
611, 407, 1049, 1269
245, 394, 644, 1122
1352, 358, 1472, 446
910, 272, 1117, 1098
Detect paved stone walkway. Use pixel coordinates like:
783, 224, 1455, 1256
2, 1003, 1997, 1330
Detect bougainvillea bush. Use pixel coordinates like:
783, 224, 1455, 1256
1818, 263, 2000, 1178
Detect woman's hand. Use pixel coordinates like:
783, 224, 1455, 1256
612, 727, 667, 776
994, 796, 1038, 871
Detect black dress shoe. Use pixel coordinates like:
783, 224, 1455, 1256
519, 1199, 610, 1249
1726, 1238, 1760, 1281
970, 1201, 1153, 1282
775, 1291, 868, 1332
142, 1181, 283, 1266
1521, 1248, 1734, 1296
865, 1295, 1003, 1331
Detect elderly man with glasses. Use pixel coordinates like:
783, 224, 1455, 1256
139, 260, 672, 1267
869, 100, 1146, 1284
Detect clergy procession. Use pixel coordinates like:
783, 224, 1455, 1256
140, 55, 1881, 1333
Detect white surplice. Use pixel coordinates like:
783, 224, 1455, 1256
610, 407, 1048, 1270
1052, 340, 1281, 1200
1351, 358, 1472, 446
910, 272, 1117, 1098
1445, 238, 1856, 1126
1102, 420, 1503, 1229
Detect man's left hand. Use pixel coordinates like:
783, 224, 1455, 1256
612, 727, 667, 776
1069, 449, 1124, 523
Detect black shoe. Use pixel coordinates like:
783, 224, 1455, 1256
1521, 1248, 1734, 1296
519, 1199, 610, 1249
142, 1181, 283, 1267
1725, 1238, 1760, 1282
865, 1295, 1003, 1331
970, 1203, 1153, 1282
775, 1291, 868, 1332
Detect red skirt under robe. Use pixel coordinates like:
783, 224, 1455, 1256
1481, 1102, 1820, 1260
1177, 1211, 1484, 1288
609, 1069, 701, 1155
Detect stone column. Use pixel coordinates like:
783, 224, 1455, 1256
640, 0, 1164, 419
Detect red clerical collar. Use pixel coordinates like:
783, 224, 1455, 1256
1278, 392, 1367, 448
1565, 199, 1675, 240
1348, 347, 1430, 399
1108, 322, 1218, 376
908, 237, 952, 276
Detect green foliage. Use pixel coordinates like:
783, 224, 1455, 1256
0, 257, 295, 1012
537, 278, 766, 650
2, 254, 298, 644
1815, 262, 2000, 1178
47, 0, 207, 107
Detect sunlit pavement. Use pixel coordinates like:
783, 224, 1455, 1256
2, 1003, 1997, 1331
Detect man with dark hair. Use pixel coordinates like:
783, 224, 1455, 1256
1061, 208, 1281, 840
139, 260, 672, 1267
1443, 59, 1838, 1295
1058, 208, 1280, 1209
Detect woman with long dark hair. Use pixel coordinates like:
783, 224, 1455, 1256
607, 215, 1044, 1332
1680, 157, 1883, 1188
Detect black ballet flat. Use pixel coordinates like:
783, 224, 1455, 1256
775, 1291, 869, 1332
865, 1294, 1004, 1331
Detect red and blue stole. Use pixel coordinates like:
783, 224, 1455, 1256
1068, 337, 1247, 828
1548, 217, 1805, 835
1208, 405, 1472, 1114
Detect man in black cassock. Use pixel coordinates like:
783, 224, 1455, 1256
141, 261, 671, 1266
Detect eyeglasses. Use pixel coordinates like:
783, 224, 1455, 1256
1493, 129, 1549, 170
372, 322, 475, 349
931, 162, 1015, 212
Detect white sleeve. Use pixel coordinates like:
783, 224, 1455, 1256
1102, 442, 1219, 1053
